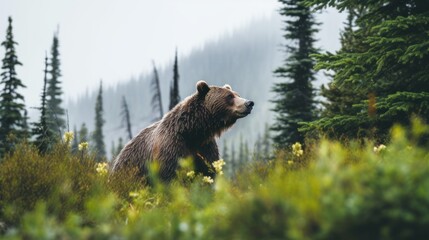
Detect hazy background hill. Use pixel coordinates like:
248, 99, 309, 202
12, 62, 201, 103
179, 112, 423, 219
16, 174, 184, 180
67, 14, 285, 158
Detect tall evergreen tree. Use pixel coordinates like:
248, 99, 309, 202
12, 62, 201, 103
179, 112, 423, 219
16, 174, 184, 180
169, 49, 180, 110
120, 96, 132, 140
46, 31, 65, 136
222, 139, 229, 162
271, 0, 319, 148
254, 133, 262, 161
244, 141, 249, 164
78, 122, 88, 143
33, 54, 54, 153
318, 8, 366, 119
230, 142, 236, 174
262, 123, 271, 161
116, 137, 123, 155
304, 0, 429, 140
71, 125, 78, 153
22, 109, 29, 138
238, 135, 245, 167
92, 81, 105, 161
0, 16, 26, 156
110, 140, 116, 160
151, 61, 163, 121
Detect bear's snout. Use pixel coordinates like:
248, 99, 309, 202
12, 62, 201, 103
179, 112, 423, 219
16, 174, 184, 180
242, 100, 254, 115
245, 100, 254, 108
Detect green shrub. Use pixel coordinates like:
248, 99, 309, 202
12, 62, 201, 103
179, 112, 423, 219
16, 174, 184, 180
0, 142, 104, 226
1, 123, 429, 239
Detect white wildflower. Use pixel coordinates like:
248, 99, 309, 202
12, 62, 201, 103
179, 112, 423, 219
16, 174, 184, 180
202, 176, 214, 184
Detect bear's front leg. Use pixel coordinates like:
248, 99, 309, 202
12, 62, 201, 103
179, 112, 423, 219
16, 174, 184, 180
195, 139, 220, 178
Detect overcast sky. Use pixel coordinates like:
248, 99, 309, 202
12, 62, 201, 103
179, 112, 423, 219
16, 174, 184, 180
1, 0, 344, 108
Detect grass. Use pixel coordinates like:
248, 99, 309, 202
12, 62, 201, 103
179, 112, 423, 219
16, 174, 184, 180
1, 123, 429, 239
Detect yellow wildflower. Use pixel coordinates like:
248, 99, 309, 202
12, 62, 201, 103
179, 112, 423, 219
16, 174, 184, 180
63, 131, 74, 144
287, 160, 293, 165
78, 142, 89, 151
203, 176, 214, 184
186, 171, 195, 179
96, 162, 108, 176
292, 142, 303, 157
212, 159, 226, 175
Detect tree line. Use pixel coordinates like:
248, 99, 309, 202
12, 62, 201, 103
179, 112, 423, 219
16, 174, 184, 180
0, 17, 182, 162
272, 0, 429, 148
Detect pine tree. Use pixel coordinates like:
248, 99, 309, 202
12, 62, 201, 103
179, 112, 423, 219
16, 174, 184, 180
92, 81, 105, 161
238, 135, 244, 168
71, 125, 78, 153
254, 133, 262, 161
46, 31, 65, 136
222, 139, 229, 162
0, 16, 27, 156
230, 142, 236, 174
110, 141, 116, 160
33, 54, 54, 153
244, 141, 249, 164
304, 0, 429, 140
169, 49, 180, 110
116, 137, 124, 156
121, 96, 132, 140
262, 123, 271, 161
22, 109, 29, 138
318, 8, 366, 119
271, 0, 319, 148
78, 122, 88, 143
151, 61, 163, 121
222, 141, 231, 176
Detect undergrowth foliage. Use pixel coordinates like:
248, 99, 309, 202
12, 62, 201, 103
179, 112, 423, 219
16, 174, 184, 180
1, 122, 429, 239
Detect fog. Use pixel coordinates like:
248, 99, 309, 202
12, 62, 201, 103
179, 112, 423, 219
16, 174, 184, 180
1, 0, 280, 107
1, 1, 345, 156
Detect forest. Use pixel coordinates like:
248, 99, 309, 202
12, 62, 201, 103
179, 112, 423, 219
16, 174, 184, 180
1, 0, 429, 239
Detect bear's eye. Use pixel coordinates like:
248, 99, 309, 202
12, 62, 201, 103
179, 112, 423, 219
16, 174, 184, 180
226, 94, 234, 104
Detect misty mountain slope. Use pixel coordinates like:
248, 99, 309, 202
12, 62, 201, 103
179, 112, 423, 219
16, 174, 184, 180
67, 14, 284, 157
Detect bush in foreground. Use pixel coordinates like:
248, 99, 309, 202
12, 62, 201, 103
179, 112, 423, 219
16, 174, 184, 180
1, 123, 429, 239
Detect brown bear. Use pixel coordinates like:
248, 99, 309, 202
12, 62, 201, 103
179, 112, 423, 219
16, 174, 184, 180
111, 80, 254, 181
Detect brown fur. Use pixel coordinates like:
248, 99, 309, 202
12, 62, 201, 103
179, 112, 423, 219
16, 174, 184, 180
111, 80, 253, 181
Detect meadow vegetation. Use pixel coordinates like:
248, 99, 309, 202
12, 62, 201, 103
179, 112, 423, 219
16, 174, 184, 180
1, 120, 429, 239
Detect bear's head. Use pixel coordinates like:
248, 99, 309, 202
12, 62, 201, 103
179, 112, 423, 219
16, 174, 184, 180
196, 80, 254, 126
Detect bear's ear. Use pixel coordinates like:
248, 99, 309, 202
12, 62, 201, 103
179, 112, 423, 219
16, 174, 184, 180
197, 80, 210, 96
223, 84, 232, 90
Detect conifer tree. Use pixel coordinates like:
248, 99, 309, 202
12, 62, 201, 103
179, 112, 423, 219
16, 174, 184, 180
318, 8, 366, 120
121, 96, 132, 140
304, 0, 429, 140
222, 139, 229, 162
271, 0, 319, 148
151, 61, 163, 121
71, 125, 78, 153
230, 142, 236, 174
78, 122, 88, 143
116, 137, 123, 155
22, 109, 29, 138
0, 16, 26, 156
169, 49, 180, 110
111, 140, 116, 160
46, 31, 65, 136
33, 54, 54, 153
254, 133, 262, 161
244, 141, 249, 164
262, 123, 271, 161
92, 81, 105, 161
238, 135, 245, 167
